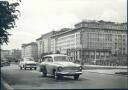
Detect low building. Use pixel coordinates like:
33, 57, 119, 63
1, 49, 11, 59
21, 42, 38, 61
10, 49, 21, 62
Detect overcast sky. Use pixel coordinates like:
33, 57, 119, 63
2, 0, 127, 50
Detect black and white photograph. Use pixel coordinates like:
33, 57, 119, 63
0, 0, 127, 89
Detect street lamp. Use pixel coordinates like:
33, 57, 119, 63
80, 30, 83, 65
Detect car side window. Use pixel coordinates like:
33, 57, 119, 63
47, 57, 53, 62
43, 57, 53, 62
43, 57, 48, 62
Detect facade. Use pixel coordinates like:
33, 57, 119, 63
51, 28, 80, 54
1, 50, 11, 59
21, 42, 38, 61
11, 49, 21, 61
51, 20, 127, 64
36, 31, 56, 58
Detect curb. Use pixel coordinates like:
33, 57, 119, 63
83, 70, 128, 76
1, 78, 14, 90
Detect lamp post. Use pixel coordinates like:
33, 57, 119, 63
80, 30, 83, 65
0, 44, 1, 62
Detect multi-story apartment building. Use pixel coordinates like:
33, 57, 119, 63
51, 28, 79, 54
21, 42, 38, 61
51, 20, 127, 64
36, 31, 56, 58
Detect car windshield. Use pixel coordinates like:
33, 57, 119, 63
54, 56, 70, 62
24, 58, 34, 61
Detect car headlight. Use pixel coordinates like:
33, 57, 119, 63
57, 67, 63, 72
79, 66, 82, 71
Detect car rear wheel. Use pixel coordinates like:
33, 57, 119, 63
74, 75, 79, 80
24, 67, 27, 70
20, 67, 22, 70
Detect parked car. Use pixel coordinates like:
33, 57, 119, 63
1, 59, 10, 67
19, 58, 37, 70
39, 54, 82, 80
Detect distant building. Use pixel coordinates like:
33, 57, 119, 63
36, 31, 56, 58
11, 49, 21, 61
51, 28, 75, 54
1, 50, 11, 59
51, 20, 127, 63
21, 42, 38, 61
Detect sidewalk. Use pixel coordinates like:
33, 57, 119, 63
84, 69, 127, 75
83, 64, 127, 69
1, 78, 13, 90
82, 64, 127, 75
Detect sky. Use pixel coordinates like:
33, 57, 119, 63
2, 0, 127, 50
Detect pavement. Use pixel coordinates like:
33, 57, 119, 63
1, 78, 14, 90
1, 64, 128, 89
84, 69, 127, 75
83, 64, 128, 75
83, 64, 127, 69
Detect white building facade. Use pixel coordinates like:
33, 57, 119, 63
21, 42, 38, 61
51, 20, 127, 64
36, 31, 56, 58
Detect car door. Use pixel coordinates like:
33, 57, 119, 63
45, 57, 54, 74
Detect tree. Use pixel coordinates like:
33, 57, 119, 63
0, 0, 20, 44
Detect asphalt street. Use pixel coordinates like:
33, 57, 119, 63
1, 64, 128, 89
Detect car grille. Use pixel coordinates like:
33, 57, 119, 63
26, 64, 36, 66
64, 67, 79, 70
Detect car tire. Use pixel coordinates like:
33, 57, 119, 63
34, 67, 37, 70
42, 71, 47, 77
20, 67, 22, 70
24, 67, 27, 70
53, 70, 61, 80
74, 75, 79, 80
42, 67, 47, 77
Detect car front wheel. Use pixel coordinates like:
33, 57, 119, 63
34, 67, 37, 70
53, 70, 62, 80
42, 71, 47, 77
42, 67, 47, 77
74, 75, 79, 80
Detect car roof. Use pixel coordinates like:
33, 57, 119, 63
44, 54, 67, 58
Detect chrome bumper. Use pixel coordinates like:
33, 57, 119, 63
25, 65, 37, 68
56, 71, 82, 76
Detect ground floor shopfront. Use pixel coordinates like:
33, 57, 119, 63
67, 48, 111, 63
66, 48, 127, 66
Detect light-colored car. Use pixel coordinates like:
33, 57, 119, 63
39, 54, 82, 80
19, 58, 37, 70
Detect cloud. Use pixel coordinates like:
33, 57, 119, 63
99, 10, 119, 22
2, 0, 127, 50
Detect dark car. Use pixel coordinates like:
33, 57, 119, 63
1, 60, 10, 67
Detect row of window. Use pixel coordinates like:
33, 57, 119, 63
85, 29, 126, 34
76, 23, 127, 30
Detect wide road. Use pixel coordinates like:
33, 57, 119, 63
1, 64, 128, 89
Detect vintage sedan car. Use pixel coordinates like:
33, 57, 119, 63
1, 59, 10, 67
19, 58, 37, 70
39, 54, 82, 80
